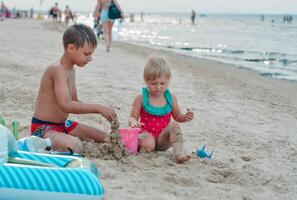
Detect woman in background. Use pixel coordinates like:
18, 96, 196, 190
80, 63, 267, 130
95, 0, 123, 52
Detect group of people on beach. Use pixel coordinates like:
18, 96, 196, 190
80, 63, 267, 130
31, 21, 194, 163
49, 3, 74, 28
0, 1, 34, 20
0, 1, 6, 20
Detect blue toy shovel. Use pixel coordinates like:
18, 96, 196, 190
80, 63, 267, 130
196, 145, 213, 159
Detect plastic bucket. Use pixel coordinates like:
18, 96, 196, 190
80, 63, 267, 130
119, 128, 140, 154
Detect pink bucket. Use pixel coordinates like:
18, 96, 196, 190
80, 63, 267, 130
119, 128, 140, 154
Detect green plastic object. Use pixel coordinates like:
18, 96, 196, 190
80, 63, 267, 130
11, 121, 20, 140
0, 116, 6, 126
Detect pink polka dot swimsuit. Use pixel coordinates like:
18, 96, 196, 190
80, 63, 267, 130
140, 109, 172, 139
140, 87, 173, 139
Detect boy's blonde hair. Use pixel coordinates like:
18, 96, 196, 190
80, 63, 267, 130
143, 56, 172, 81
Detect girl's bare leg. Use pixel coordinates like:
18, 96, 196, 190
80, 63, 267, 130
103, 22, 110, 51
138, 132, 155, 152
103, 21, 114, 52
108, 21, 114, 50
157, 122, 190, 163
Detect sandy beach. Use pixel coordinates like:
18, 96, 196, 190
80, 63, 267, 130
1, 19, 297, 200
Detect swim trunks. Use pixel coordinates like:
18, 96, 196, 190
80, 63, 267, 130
31, 117, 78, 138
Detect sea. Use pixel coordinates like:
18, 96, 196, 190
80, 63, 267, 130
72, 12, 297, 81
106, 13, 297, 81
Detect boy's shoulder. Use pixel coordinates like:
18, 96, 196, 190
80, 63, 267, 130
46, 62, 66, 71
44, 62, 68, 76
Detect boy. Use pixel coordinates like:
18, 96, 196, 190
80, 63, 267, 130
31, 24, 116, 153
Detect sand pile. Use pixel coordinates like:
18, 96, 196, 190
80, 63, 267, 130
81, 119, 130, 160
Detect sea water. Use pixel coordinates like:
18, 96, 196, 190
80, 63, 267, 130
113, 13, 297, 81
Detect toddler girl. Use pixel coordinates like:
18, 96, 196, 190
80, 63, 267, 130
129, 56, 193, 163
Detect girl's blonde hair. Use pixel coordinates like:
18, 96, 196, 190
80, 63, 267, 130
143, 56, 172, 81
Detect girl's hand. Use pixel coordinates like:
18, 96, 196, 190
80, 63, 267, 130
130, 121, 144, 128
184, 109, 194, 122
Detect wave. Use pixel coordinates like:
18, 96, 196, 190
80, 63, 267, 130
164, 45, 297, 67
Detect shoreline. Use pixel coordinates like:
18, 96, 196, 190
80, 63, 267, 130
119, 39, 297, 83
1, 19, 297, 200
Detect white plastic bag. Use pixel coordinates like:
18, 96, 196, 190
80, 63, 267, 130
17, 136, 52, 153
0, 124, 17, 163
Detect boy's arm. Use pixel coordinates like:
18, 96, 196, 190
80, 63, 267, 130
128, 94, 143, 127
53, 68, 116, 121
171, 94, 194, 122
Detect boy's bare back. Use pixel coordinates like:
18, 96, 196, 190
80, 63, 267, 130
34, 62, 76, 123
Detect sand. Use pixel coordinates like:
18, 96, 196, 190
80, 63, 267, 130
0, 19, 297, 200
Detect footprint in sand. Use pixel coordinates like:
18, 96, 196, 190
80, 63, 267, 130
206, 169, 234, 183
162, 176, 196, 187
240, 155, 253, 162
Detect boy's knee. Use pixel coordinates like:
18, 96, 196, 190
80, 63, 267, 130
139, 133, 155, 151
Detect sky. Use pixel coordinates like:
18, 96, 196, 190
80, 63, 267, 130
2, 0, 297, 14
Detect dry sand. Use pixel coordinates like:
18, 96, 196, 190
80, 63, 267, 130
0, 19, 297, 200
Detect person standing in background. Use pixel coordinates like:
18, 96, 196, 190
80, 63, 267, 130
191, 9, 196, 25
49, 3, 60, 29
95, 0, 124, 52
64, 5, 73, 26
0, 1, 7, 21
140, 12, 144, 22
30, 6, 34, 18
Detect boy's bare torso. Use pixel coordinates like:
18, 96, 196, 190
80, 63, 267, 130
33, 63, 76, 123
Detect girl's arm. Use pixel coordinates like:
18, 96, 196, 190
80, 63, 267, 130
95, 0, 101, 14
171, 94, 194, 122
129, 94, 144, 127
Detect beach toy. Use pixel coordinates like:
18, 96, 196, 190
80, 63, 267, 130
196, 145, 213, 159
119, 128, 140, 154
0, 152, 104, 200
0, 126, 105, 200
11, 120, 20, 140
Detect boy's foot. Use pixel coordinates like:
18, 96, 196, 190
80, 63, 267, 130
106, 47, 110, 52
175, 154, 191, 164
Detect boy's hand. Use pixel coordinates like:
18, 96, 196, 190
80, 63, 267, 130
100, 105, 117, 122
184, 109, 194, 122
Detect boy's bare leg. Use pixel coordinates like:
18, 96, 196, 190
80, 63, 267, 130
44, 131, 82, 153
157, 122, 190, 163
68, 123, 107, 143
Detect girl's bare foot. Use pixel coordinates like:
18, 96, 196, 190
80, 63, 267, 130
175, 154, 191, 164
